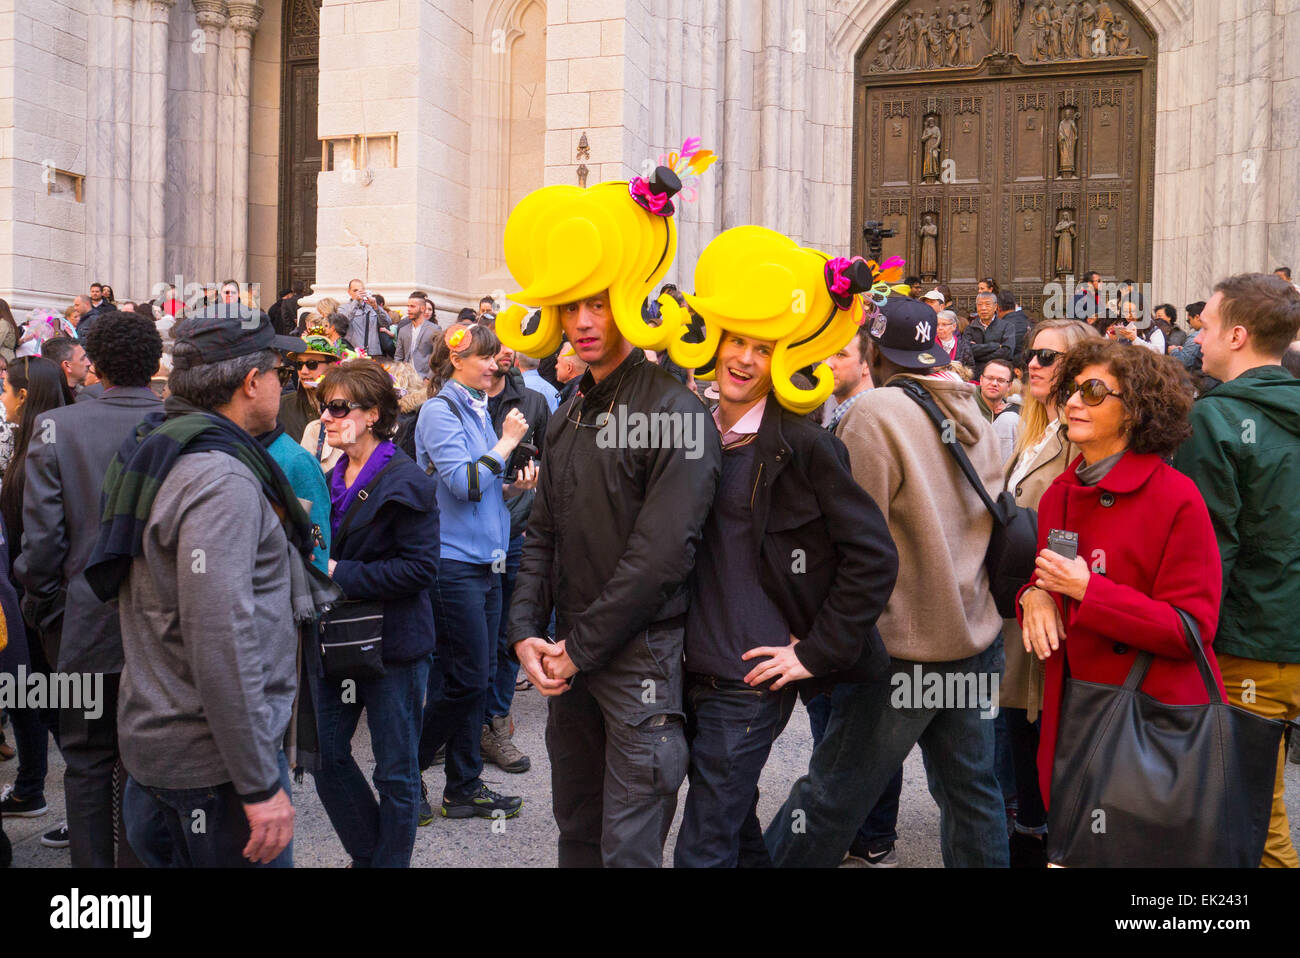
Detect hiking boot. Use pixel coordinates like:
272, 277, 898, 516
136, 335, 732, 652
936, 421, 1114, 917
481, 715, 530, 773
441, 783, 523, 820
0, 784, 48, 818
418, 779, 434, 827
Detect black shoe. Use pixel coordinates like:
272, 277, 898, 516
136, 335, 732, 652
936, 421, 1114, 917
0, 785, 48, 818
441, 783, 523, 820
40, 822, 70, 849
1009, 829, 1047, 869
418, 780, 434, 827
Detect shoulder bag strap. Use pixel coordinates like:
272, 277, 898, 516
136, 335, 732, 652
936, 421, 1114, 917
891, 378, 1000, 518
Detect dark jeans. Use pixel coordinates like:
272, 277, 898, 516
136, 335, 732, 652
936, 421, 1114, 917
1003, 707, 1047, 831
60, 671, 140, 867
312, 655, 430, 868
547, 617, 689, 867
807, 692, 902, 855
9, 631, 59, 802
123, 751, 292, 868
765, 643, 1008, 868
485, 535, 524, 720
419, 558, 500, 795
675, 676, 797, 868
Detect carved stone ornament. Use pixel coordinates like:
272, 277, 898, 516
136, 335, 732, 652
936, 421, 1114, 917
864, 0, 1148, 74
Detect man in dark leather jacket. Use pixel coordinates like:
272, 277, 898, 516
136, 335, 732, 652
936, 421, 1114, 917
673, 328, 898, 868
507, 290, 721, 867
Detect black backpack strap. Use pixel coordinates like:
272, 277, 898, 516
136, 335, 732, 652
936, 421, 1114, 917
333, 455, 401, 552
890, 378, 1000, 518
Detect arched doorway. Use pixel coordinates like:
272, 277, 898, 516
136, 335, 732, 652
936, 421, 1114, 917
852, 0, 1157, 316
277, 0, 321, 293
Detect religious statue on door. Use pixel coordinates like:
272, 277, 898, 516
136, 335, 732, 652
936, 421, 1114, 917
921, 115, 942, 182
1057, 104, 1078, 176
919, 212, 939, 278
1053, 208, 1076, 275
982, 0, 1025, 55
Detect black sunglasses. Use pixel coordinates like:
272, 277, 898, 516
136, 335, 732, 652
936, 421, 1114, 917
299, 359, 333, 371
274, 365, 296, 386
1025, 347, 1062, 367
1061, 378, 1123, 407
320, 399, 363, 417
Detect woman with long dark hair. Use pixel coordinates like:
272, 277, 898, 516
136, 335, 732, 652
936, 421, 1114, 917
0, 357, 67, 833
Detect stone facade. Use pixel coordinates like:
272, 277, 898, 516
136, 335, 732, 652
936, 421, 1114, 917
0, 0, 1295, 318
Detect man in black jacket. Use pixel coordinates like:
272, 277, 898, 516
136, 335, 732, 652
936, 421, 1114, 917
483, 345, 549, 773
507, 289, 721, 867
673, 329, 898, 868
957, 291, 1016, 377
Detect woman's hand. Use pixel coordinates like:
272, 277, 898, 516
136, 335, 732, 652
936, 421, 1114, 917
504, 459, 539, 498
328, 558, 337, 575
1021, 587, 1065, 661
1034, 549, 1090, 601
741, 637, 813, 690
501, 408, 529, 443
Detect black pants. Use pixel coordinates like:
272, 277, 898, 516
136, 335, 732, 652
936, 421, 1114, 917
1002, 706, 1046, 831
546, 618, 688, 867
60, 672, 140, 867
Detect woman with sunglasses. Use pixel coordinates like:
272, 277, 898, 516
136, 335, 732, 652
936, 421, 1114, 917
285, 338, 345, 471
310, 358, 439, 868
998, 319, 1098, 866
413, 323, 538, 822
1017, 341, 1226, 864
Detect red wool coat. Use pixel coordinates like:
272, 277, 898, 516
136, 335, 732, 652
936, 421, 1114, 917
1017, 451, 1226, 809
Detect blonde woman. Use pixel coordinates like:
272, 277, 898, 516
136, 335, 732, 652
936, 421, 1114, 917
297, 296, 340, 336
1000, 317, 1100, 868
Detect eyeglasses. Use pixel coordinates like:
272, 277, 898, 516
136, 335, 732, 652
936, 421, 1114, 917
274, 365, 296, 386
1025, 348, 1063, 367
981, 375, 1011, 386
320, 399, 363, 417
1061, 378, 1123, 406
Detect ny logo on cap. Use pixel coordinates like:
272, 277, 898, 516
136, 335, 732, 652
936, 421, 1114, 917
914, 320, 932, 342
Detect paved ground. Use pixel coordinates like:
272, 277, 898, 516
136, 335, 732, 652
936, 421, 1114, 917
4, 687, 1297, 867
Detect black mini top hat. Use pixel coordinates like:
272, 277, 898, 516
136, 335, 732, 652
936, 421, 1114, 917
629, 165, 682, 217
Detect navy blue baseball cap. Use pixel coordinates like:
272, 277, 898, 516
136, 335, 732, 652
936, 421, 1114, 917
866, 295, 951, 370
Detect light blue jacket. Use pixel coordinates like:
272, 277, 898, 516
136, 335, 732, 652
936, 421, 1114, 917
414, 383, 510, 565
267, 432, 331, 573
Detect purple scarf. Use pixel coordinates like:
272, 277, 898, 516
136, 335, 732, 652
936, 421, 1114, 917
329, 440, 396, 539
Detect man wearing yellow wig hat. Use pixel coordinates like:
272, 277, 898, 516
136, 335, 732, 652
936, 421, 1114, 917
652, 225, 900, 867
496, 164, 721, 867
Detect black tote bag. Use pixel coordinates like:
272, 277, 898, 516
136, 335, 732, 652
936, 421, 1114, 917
1047, 608, 1293, 867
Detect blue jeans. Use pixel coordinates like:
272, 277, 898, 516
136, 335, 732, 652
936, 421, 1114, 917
9, 633, 59, 802
312, 656, 430, 868
765, 643, 1008, 867
806, 692, 903, 855
419, 558, 500, 796
675, 676, 797, 868
123, 751, 292, 868
485, 535, 523, 720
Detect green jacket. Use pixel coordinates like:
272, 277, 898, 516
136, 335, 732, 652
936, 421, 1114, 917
1172, 365, 1300, 662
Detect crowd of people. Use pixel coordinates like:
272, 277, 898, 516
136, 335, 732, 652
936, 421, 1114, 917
0, 172, 1297, 869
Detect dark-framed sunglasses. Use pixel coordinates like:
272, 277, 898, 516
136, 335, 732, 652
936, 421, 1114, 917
320, 399, 363, 417
299, 359, 333, 371
274, 365, 297, 386
1025, 347, 1063, 367
1061, 378, 1123, 407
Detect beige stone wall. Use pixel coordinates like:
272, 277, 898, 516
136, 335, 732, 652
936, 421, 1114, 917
248, 0, 281, 300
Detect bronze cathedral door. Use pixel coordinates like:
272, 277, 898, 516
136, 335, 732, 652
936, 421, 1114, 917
277, 0, 322, 293
853, 0, 1157, 317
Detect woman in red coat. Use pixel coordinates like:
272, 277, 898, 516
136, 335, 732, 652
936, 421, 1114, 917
1016, 341, 1226, 824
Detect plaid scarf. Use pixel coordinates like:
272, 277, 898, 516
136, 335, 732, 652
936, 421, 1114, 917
84, 396, 316, 603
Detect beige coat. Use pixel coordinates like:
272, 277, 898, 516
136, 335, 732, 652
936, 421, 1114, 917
999, 420, 1081, 718
836, 373, 1004, 663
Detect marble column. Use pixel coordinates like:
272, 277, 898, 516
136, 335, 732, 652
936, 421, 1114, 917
194, 0, 227, 282
228, 0, 263, 287
148, 0, 176, 292
87, 0, 114, 289
112, 0, 135, 290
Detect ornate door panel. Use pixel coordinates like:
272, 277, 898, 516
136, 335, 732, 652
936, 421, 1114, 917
277, 0, 322, 293
853, 0, 1156, 316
